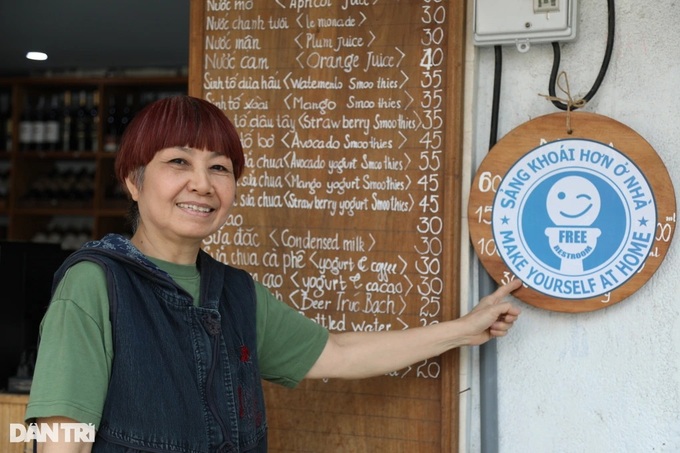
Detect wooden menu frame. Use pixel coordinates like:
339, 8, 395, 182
189, 1, 466, 450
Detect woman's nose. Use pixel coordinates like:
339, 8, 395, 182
188, 168, 212, 194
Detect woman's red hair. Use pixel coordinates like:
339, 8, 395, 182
115, 95, 245, 183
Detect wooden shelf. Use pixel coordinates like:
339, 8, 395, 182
0, 76, 187, 243
11, 151, 97, 160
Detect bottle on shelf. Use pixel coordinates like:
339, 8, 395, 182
18, 95, 34, 151
32, 217, 92, 250
61, 221, 92, 250
88, 91, 99, 151
4, 119, 10, 151
74, 90, 89, 151
56, 167, 74, 200
104, 94, 119, 152
45, 221, 63, 245
31, 95, 47, 151
0, 166, 10, 201
119, 93, 134, 137
79, 166, 94, 202
21, 163, 97, 207
45, 93, 62, 151
43, 168, 60, 206
0, 91, 11, 152
61, 90, 74, 151
138, 91, 156, 111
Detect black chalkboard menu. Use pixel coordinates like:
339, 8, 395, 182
189, 1, 465, 450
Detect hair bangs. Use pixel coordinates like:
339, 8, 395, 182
115, 96, 245, 185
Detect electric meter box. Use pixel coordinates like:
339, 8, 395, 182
473, 0, 578, 52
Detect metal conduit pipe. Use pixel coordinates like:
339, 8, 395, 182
479, 270, 499, 453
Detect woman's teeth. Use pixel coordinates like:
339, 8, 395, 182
178, 203, 212, 213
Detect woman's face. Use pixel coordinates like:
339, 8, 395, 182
125, 146, 236, 246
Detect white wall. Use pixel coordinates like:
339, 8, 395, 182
467, 0, 680, 451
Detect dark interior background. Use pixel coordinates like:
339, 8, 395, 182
0, 0, 189, 76
0, 0, 189, 389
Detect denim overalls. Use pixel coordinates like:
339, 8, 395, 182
53, 234, 267, 452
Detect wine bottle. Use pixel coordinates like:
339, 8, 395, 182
45, 93, 61, 151
61, 90, 75, 151
75, 226, 91, 248
104, 94, 118, 152
57, 167, 74, 200
88, 91, 99, 151
0, 92, 10, 152
45, 167, 61, 205
18, 96, 34, 151
45, 222, 63, 245
0, 167, 9, 200
4, 117, 11, 151
32, 95, 47, 151
73, 168, 93, 202
75, 90, 88, 151
119, 93, 134, 135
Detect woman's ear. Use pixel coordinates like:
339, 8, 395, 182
125, 177, 140, 201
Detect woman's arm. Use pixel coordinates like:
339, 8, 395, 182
34, 417, 94, 453
305, 279, 521, 380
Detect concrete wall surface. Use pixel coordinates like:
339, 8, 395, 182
468, 0, 680, 451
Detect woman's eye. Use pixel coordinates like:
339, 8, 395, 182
211, 164, 232, 173
169, 158, 188, 165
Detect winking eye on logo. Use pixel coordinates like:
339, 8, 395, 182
492, 139, 657, 300
544, 175, 602, 275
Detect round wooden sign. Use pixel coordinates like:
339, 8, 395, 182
468, 112, 676, 313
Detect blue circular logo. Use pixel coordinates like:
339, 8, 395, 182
492, 139, 656, 299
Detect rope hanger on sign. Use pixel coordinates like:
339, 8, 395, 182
539, 0, 616, 132
539, 71, 586, 134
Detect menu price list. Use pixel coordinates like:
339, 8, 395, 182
201, 0, 451, 381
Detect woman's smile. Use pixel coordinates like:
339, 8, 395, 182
177, 202, 216, 215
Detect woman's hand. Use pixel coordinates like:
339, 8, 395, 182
306, 278, 522, 380
460, 278, 522, 346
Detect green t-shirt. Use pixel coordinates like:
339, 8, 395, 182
25, 258, 329, 428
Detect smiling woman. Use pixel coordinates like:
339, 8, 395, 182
25, 95, 520, 453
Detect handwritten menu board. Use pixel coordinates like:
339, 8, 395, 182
189, 1, 465, 450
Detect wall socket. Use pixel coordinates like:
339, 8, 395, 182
473, 0, 578, 52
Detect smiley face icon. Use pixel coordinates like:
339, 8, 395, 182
544, 175, 603, 274
546, 176, 601, 227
